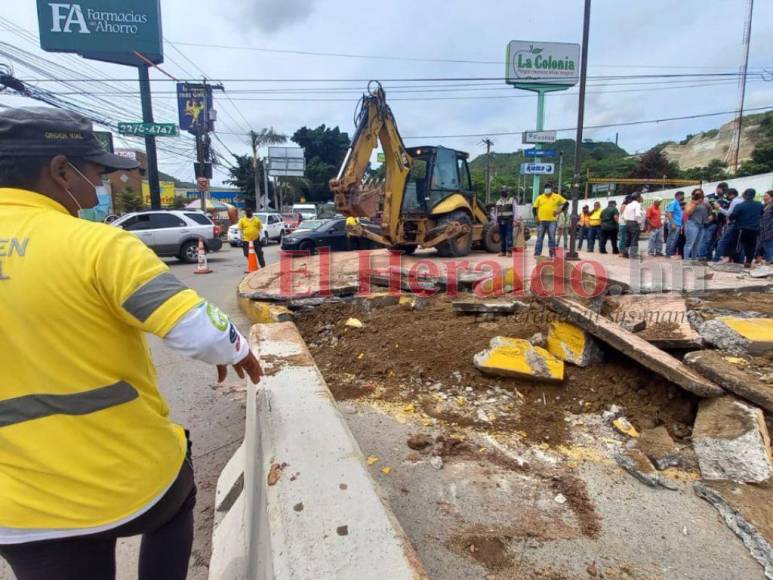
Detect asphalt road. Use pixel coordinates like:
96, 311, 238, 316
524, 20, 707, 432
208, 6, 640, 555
0, 241, 281, 580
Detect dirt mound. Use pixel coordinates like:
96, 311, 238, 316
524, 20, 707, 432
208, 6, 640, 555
296, 298, 698, 445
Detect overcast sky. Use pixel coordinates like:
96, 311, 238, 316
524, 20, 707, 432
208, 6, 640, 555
2, 0, 772, 186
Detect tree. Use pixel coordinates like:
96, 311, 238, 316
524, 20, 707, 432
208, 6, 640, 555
171, 195, 188, 210
225, 154, 275, 209
681, 159, 728, 182
736, 143, 773, 177
291, 125, 351, 202
629, 148, 680, 180
115, 187, 145, 214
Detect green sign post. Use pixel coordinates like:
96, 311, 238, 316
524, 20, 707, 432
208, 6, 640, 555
506, 41, 580, 201
118, 122, 179, 137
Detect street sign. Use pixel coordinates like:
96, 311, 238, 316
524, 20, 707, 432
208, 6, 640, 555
36, 0, 163, 66
268, 146, 306, 177
376, 152, 385, 163
196, 177, 209, 192
520, 163, 555, 175
523, 130, 557, 144
177, 84, 214, 133
118, 122, 178, 137
506, 41, 580, 88
524, 148, 557, 158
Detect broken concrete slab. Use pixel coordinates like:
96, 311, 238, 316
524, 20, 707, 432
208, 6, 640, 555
719, 317, 773, 355
692, 396, 773, 483
620, 319, 647, 333
473, 336, 564, 383
472, 266, 523, 297
637, 426, 680, 470
540, 296, 725, 397
698, 318, 754, 356
238, 296, 294, 324
605, 293, 702, 349
684, 351, 773, 413
546, 321, 604, 367
452, 301, 520, 315
694, 480, 773, 578
750, 265, 773, 279
614, 448, 677, 490
353, 292, 400, 312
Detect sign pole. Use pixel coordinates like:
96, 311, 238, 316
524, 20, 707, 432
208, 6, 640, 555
532, 88, 546, 202
567, 0, 593, 261
138, 64, 161, 210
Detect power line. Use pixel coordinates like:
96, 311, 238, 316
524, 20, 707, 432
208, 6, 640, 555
398, 105, 773, 140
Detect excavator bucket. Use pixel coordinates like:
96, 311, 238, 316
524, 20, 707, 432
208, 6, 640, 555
331, 179, 383, 218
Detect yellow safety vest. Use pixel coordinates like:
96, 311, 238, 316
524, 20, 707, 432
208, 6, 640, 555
0, 188, 202, 529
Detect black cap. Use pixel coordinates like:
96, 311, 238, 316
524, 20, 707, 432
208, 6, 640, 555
0, 107, 139, 172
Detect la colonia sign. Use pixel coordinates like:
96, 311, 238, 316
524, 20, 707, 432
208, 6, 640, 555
506, 41, 580, 87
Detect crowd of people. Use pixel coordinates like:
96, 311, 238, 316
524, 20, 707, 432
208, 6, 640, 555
573, 183, 773, 267
491, 181, 773, 267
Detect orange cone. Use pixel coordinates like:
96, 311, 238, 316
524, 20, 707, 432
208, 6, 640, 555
246, 240, 259, 273
194, 237, 212, 274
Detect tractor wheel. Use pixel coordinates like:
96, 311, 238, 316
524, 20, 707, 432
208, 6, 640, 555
482, 221, 501, 253
435, 211, 473, 257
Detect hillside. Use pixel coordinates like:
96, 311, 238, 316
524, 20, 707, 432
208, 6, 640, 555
661, 110, 773, 170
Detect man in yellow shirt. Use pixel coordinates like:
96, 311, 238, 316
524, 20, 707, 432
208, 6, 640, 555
532, 182, 568, 257
587, 201, 603, 252
237, 208, 265, 268
0, 107, 261, 579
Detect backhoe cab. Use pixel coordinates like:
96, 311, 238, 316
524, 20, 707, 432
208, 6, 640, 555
330, 82, 499, 257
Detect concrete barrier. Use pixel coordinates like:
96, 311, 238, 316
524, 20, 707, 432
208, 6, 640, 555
209, 322, 427, 580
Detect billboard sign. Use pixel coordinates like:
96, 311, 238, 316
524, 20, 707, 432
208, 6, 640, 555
177, 83, 213, 133
520, 163, 555, 175
268, 146, 306, 177
36, 0, 163, 66
523, 130, 557, 144
506, 41, 580, 87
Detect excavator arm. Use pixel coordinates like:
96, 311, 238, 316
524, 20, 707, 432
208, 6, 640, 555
330, 82, 411, 241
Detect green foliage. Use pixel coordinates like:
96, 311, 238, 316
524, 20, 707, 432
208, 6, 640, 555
171, 195, 188, 210
736, 143, 773, 177
681, 159, 728, 182
703, 129, 719, 139
225, 154, 273, 209
629, 148, 680, 179
115, 187, 145, 214
291, 124, 351, 203
679, 134, 694, 145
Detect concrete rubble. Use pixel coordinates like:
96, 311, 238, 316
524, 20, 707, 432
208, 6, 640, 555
697, 318, 753, 356
614, 448, 677, 490
473, 336, 564, 382
692, 396, 773, 483
546, 321, 604, 367
718, 317, 773, 355
685, 351, 773, 413
637, 426, 681, 470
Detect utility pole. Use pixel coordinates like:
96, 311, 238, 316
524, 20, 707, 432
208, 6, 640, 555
567, 0, 592, 260
250, 131, 261, 211
558, 152, 564, 195
138, 64, 161, 210
481, 138, 494, 204
732, 0, 754, 172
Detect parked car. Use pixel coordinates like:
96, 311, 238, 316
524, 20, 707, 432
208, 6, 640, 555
281, 217, 375, 253
112, 210, 222, 263
227, 212, 285, 247
282, 212, 303, 234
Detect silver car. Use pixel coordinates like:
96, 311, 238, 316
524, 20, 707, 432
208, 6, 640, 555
112, 210, 223, 263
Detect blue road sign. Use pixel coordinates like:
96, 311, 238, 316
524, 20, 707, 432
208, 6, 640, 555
524, 148, 558, 158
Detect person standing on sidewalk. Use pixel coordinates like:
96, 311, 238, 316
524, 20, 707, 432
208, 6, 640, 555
599, 200, 619, 254
646, 198, 664, 256
532, 182, 567, 258
237, 208, 266, 268
495, 186, 516, 256
665, 191, 685, 258
577, 205, 591, 251
621, 192, 644, 258
727, 188, 763, 268
0, 107, 262, 580
699, 182, 727, 260
683, 189, 709, 260
760, 190, 773, 263
716, 188, 742, 260
556, 206, 570, 250
587, 201, 603, 252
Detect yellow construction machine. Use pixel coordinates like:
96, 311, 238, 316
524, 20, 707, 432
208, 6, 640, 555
330, 81, 500, 256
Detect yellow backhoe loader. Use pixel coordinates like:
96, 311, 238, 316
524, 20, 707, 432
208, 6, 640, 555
330, 81, 501, 256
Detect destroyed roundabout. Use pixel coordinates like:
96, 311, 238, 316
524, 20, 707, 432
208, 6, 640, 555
221, 249, 773, 579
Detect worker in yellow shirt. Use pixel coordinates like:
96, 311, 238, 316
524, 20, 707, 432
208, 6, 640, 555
345, 215, 363, 250
532, 182, 568, 257
587, 201, 603, 252
0, 107, 261, 580
237, 208, 265, 268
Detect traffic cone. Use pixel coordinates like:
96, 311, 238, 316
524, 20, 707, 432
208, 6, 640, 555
194, 237, 212, 274
246, 240, 259, 273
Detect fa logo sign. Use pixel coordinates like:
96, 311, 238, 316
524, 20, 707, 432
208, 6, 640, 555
49, 3, 91, 34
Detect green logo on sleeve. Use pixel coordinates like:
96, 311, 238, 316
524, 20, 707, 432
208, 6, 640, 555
206, 303, 229, 331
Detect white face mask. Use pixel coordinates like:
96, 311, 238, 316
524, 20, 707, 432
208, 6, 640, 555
544, 188, 552, 194
63, 162, 99, 217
